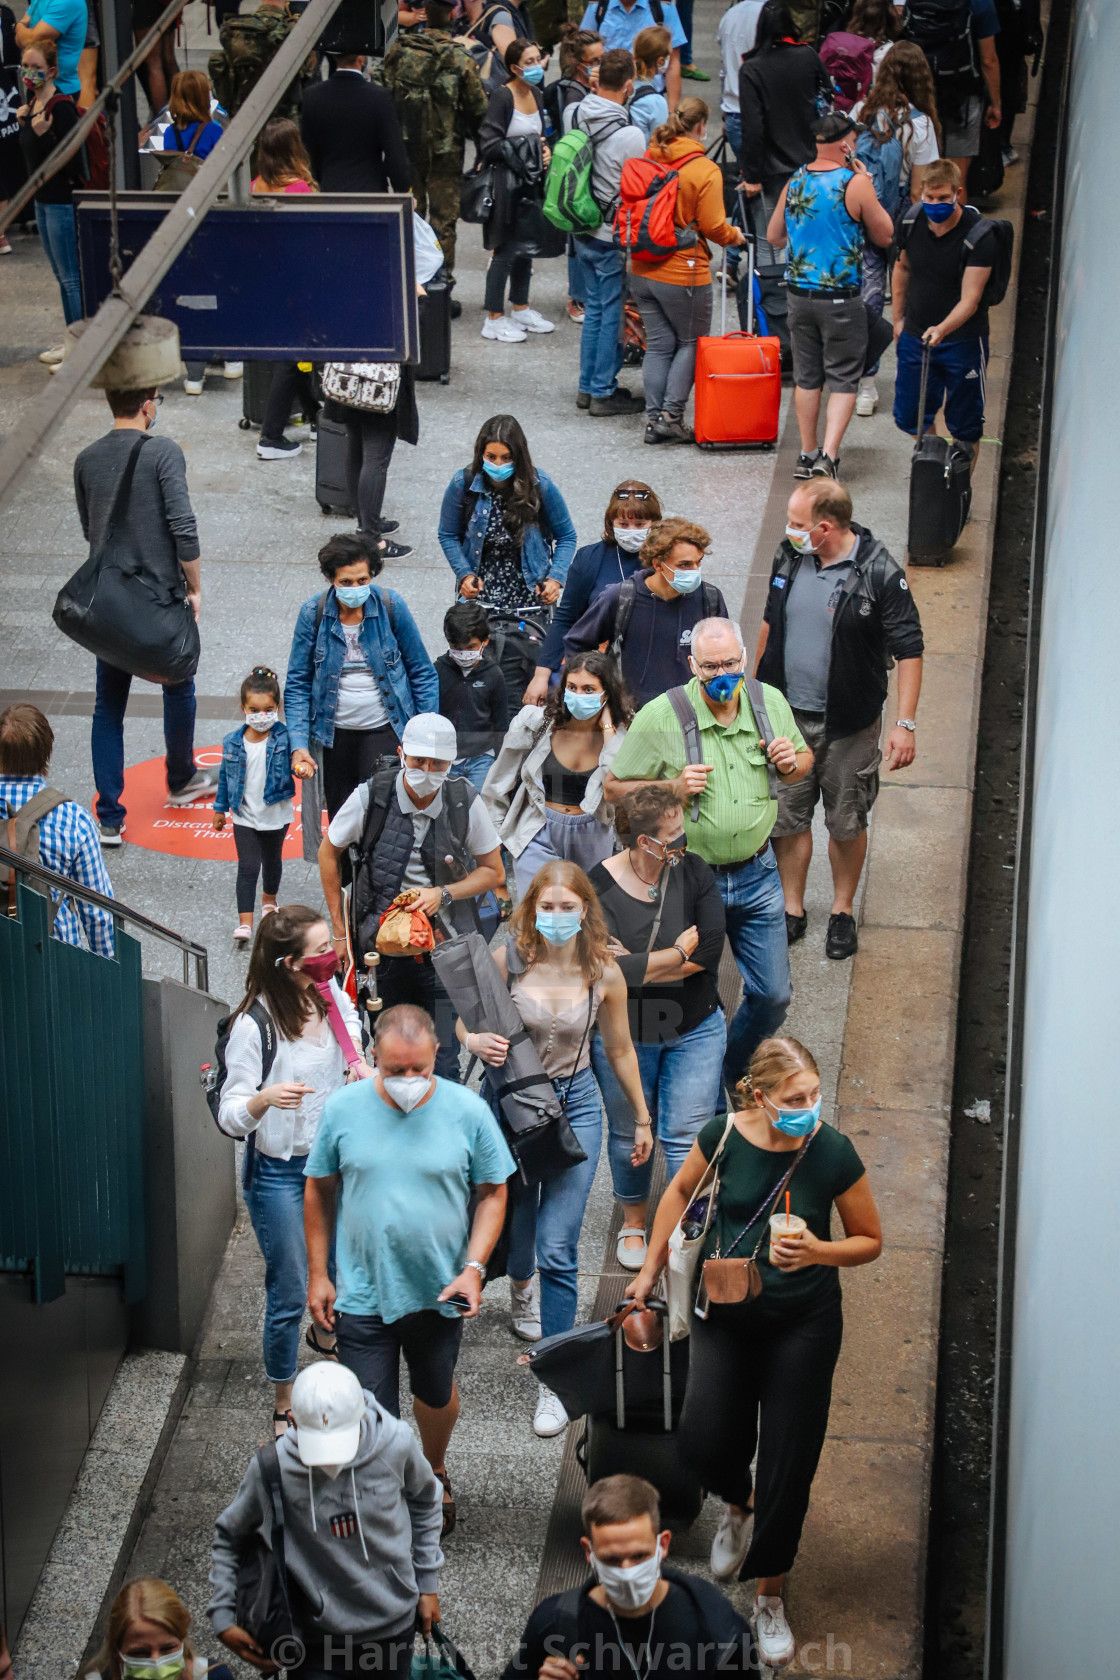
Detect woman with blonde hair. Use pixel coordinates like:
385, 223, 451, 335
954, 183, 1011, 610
629, 98, 746, 445
628, 1035, 882, 1669
88, 1578, 232, 1680
460, 860, 652, 1437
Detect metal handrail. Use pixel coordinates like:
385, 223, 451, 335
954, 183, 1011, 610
0, 842, 209, 990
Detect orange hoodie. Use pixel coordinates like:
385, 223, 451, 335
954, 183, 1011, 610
630, 135, 738, 288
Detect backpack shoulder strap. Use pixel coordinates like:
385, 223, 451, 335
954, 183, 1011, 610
961, 209, 992, 255
594, 0, 607, 23
442, 775, 475, 849
256, 1443, 292, 1613
742, 678, 779, 798
246, 998, 278, 1084
898, 199, 922, 249
377, 586, 396, 635
665, 685, 703, 823
610, 577, 637, 658
700, 582, 721, 618
314, 588, 330, 632
650, 0, 663, 19
12, 786, 69, 848
357, 766, 398, 858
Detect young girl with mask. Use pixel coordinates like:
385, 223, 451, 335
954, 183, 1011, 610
483, 651, 632, 898
89, 1578, 233, 1680
460, 861, 652, 1437
627, 1035, 882, 1669
219, 905, 371, 1436
524, 479, 663, 706
212, 667, 296, 944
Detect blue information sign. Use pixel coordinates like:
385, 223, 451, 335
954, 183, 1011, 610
76, 193, 419, 361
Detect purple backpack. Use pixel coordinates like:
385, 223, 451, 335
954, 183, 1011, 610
819, 31, 877, 111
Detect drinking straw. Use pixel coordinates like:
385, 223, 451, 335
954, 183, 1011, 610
785, 1190, 791, 1220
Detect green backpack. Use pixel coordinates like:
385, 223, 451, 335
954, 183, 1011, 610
543, 127, 603, 234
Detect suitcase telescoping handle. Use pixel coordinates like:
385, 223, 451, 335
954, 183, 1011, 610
732, 185, 757, 338
612, 1298, 672, 1433
915, 340, 932, 452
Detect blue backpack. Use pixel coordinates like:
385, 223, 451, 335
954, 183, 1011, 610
855, 110, 905, 221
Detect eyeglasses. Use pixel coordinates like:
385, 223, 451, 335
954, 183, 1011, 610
693, 657, 743, 678
615, 489, 651, 501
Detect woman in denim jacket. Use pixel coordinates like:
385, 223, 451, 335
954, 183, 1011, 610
438, 414, 577, 616
284, 533, 439, 823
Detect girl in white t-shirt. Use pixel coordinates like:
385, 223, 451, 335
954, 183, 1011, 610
213, 667, 297, 944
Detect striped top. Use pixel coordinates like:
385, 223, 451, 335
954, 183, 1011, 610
608, 678, 807, 866
0, 776, 115, 956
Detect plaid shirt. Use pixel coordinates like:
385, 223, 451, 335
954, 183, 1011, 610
0, 777, 116, 957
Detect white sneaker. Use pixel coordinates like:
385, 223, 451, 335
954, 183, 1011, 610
481, 315, 527, 343
616, 1227, 648, 1271
221, 360, 244, 378
166, 768, 217, 807
39, 343, 66, 365
512, 306, 555, 334
183, 377, 204, 395
710, 1503, 753, 1578
751, 1596, 795, 1670
510, 1278, 541, 1342
533, 1385, 569, 1437
855, 378, 878, 417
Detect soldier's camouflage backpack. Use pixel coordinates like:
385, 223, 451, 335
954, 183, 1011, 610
381, 32, 484, 174
208, 7, 311, 120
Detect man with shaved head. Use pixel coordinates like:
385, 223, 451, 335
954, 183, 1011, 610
606, 617, 813, 1096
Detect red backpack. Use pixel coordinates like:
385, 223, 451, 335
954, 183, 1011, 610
614, 156, 698, 262
818, 31, 876, 111
77, 107, 110, 189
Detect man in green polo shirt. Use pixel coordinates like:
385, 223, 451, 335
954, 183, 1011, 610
606, 617, 812, 1095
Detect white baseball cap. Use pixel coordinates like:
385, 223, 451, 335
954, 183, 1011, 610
401, 712, 457, 763
290, 1362, 365, 1467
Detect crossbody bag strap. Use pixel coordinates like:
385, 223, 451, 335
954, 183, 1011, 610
644, 864, 673, 955
561, 984, 595, 1112
718, 1130, 816, 1260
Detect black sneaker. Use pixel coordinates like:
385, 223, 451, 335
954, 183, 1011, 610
450, 297, 462, 320
99, 822, 124, 847
650, 414, 694, 445
825, 912, 858, 960
378, 538, 414, 560
589, 389, 645, 417
785, 910, 807, 945
257, 436, 302, 460
811, 452, 840, 479
373, 517, 399, 535
644, 422, 664, 444
576, 391, 591, 410
793, 450, 821, 479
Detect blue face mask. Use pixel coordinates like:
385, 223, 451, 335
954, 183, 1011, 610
335, 583, 371, 608
922, 199, 955, 223
564, 689, 605, 721
520, 62, 545, 83
535, 909, 583, 945
700, 672, 743, 704
767, 1094, 822, 1137
483, 459, 515, 482
667, 564, 702, 595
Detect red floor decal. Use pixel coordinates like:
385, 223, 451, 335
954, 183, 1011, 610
118, 746, 308, 859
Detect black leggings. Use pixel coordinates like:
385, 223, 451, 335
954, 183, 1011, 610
232, 822, 285, 914
321, 723, 399, 820
261, 361, 318, 446
342, 408, 398, 536
485, 245, 533, 313
678, 1293, 843, 1579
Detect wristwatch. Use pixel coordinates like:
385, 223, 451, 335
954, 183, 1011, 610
440, 887, 454, 909
895, 718, 917, 732
465, 1259, 487, 1282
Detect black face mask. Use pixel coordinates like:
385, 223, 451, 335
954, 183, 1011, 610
641, 834, 687, 868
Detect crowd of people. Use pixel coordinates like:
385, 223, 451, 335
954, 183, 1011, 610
1, 0, 1035, 1670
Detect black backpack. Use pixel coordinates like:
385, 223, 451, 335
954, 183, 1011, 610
609, 576, 723, 662
898, 201, 1014, 312
486, 606, 554, 717
201, 1000, 276, 1187
903, 0, 976, 77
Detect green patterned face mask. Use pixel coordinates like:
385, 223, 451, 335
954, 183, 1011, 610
121, 1649, 185, 1680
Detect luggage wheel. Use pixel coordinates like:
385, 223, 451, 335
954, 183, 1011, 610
238, 418, 252, 431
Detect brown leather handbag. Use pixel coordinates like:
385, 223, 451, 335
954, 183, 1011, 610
697, 1134, 815, 1314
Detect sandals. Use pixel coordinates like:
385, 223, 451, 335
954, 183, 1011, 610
616, 1227, 648, 1272
437, 1470, 456, 1537
305, 1324, 338, 1358
273, 1409, 294, 1439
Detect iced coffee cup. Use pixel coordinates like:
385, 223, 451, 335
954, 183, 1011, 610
769, 1212, 807, 1265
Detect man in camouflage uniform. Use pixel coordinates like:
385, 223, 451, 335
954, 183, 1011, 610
381, 0, 487, 284
208, 0, 317, 123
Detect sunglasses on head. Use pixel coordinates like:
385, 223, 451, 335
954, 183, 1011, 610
615, 489, 651, 501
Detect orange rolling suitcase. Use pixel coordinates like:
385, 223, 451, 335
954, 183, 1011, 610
694, 238, 781, 450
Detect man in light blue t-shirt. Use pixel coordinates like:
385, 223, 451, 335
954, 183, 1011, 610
17, 0, 87, 96
305, 1002, 513, 1533
579, 0, 686, 112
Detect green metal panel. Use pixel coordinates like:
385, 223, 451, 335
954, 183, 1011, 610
0, 882, 145, 1302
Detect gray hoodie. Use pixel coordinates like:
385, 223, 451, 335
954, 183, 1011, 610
208, 1392, 443, 1643
569, 94, 646, 241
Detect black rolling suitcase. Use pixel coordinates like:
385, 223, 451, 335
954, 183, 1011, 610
417, 275, 452, 384
579, 1303, 703, 1528
315, 411, 355, 517
239, 360, 277, 430
907, 343, 972, 565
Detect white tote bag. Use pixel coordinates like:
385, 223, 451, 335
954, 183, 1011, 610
665, 1114, 736, 1341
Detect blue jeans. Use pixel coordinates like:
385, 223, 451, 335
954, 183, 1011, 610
91, 659, 197, 827
574, 237, 627, 400
723, 111, 742, 160
893, 328, 989, 446
718, 845, 791, 1093
35, 200, 82, 326
861, 246, 889, 377
591, 1007, 727, 1202
506, 1066, 603, 1339
567, 236, 584, 307
676, 0, 694, 63
453, 752, 495, 792
244, 1151, 334, 1384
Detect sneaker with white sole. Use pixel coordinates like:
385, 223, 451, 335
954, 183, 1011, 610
855, 378, 878, 416
751, 1597, 795, 1670
710, 1504, 753, 1578
510, 1278, 541, 1341
166, 769, 217, 807
482, 315, 527, 343
184, 378, 204, 395
221, 361, 244, 378
533, 1385, 569, 1437
98, 822, 124, 847
512, 307, 555, 334
257, 436, 302, 460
